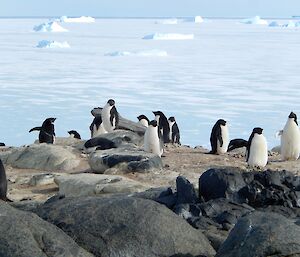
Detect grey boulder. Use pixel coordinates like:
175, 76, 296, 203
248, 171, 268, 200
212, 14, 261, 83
0, 201, 93, 257
37, 196, 216, 257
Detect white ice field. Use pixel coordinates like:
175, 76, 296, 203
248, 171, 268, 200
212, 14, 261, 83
1, 17, 300, 148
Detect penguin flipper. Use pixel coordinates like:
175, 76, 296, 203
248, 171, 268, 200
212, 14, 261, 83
29, 127, 42, 133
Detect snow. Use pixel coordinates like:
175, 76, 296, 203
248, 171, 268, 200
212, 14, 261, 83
36, 40, 70, 48
241, 16, 268, 25
1, 18, 300, 148
105, 50, 168, 57
60, 16, 95, 23
156, 19, 178, 25
33, 21, 68, 32
143, 33, 194, 40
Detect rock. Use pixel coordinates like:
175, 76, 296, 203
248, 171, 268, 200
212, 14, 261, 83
216, 211, 300, 257
54, 174, 150, 197
10, 200, 43, 213
176, 176, 198, 204
28, 173, 55, 186
37, 196, 216, 257
88, 148, 163, 173
199, 168, 250, 203
0, 201, 93, 257
132, 187, 173, 200
99, 130, 143, 146
0, 144, 81, 171
203, 229, 229, 252
91, 107, 146, 136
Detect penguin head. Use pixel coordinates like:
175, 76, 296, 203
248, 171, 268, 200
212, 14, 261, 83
288, 111, 298, 125
253, 127, 263, 135
107, 99, 115, 106
168, 116, 175, 122
149, 120, 158, 127
217, 119, 227, 126
153, 111, 163, 117
44, 118, 56, 125
137, 115, 149, 122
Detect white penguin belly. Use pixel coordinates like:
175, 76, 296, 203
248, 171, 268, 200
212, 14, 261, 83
281, 121, 300, 161
92, 124, 107, 138
102, 105, 114, 132
139, 119, 149, 127
168, 121, 175, 142
217, 125, 229, 154
144, 127, 162, 157
248, 135, 268, 168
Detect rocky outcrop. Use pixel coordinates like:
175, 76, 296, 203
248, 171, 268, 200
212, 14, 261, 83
88, 148, 163, 173
0, 144, 82, 171
216, 211, 300, 257
0, 201, 93, 257
54, 173, 150, 197
37, 196, 216, 257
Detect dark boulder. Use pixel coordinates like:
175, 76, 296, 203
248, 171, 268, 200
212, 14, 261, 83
37, 196, 216, 257
176, 176, 198, 204
216, 211, 300, 257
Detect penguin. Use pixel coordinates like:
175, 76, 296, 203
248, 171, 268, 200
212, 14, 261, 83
68, 130, 81, 139
90, 115, 107, 138
29, 118, 56, 144
280, 111, 300, 161
153, 111, 170, 143
144, 120, 164, 157
0, 158, 12, 202
137, 115, 150, 127
102, 99, 119, 133
246, 127, 268, 168
168, 116, 180, 144
84, 137, 119, 150
0, 143, 5, 147
227, 139, 248, 152
209, 119, 229, 154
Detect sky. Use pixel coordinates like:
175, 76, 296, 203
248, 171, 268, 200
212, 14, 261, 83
0, 0, 299, 18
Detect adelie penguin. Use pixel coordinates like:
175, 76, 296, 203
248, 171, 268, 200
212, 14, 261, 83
281, 111, 300, 161
90, 114, 107, 138
227, 139, 248, 152
29, 118, 56, 144
209, 119, 229, 154
137, 115, 149, 127
144, 120, 164, 157
102, 99, 119, 133
168, 116, 180, 144
246, 127, 268, 169
153, 111, 170, 143
0, 158, 12, 202
68, 130, 81, 139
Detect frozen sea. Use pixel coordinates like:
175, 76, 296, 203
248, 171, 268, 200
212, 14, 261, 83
1, 17, 300, 148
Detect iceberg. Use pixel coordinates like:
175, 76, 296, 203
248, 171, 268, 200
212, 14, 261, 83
60, 16, 95, 23
241, 16, 268, 25
156, 19, 178, 25
105, 50, 168, 57
143, 33, 194, 40
268, 21, 281, 27
33, 21, 68, 32
36, 40, 70, 48
184, 16, 204, 23
282, 21, 296, 27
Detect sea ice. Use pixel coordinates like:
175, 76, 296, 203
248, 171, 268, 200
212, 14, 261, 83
282, 21, 296, 27
269, 21, 281, 27
143, 33, 194, 40
241, 16, 268, 25
156, 18, 178, 25
36, 40, 70, 48
33, 21, 68, 32
184, 16, 204, 23
105, 50, 168, 57
60, 16, 95, 23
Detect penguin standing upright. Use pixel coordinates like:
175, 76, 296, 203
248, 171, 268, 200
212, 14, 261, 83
0, 158, 12, 202
246, 127, 268, 168
102, 99, 119, 133
68, 130, 81, 139
281, 112, 300, 161
168, 116, 180, 144
90, 115, 107, 138
153, 111, 170, 143
137, 115, 150, 127
29, 118, 56, 144
144, 120, 163, 157
209, 119, 229, 154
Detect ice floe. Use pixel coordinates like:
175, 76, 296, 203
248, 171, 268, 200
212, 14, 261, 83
184, 16, 204, 23
282, 21, 296, 27
105, 49, 168, 57
241, 16, 268, 25
156, 18, 178, 25
33, 21, 68, 32
60, 16, 95, 23
268, 21, 281, 27
36, 40, 70, 48
143, 33, 194, 40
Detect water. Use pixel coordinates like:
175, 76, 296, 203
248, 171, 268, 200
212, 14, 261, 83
1, 18, 300, 148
